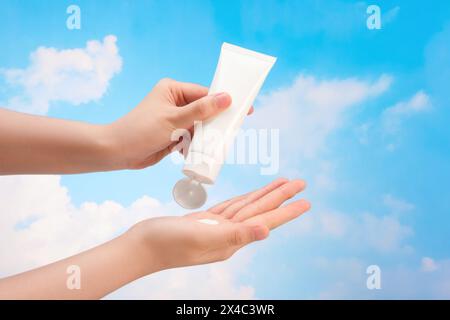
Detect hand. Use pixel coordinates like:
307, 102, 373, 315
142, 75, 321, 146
128, 178, 310, 273
105, 78, 253, 170
0, 78, 253, 175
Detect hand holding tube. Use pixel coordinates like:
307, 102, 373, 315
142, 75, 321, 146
0, 78, 257, 174
106, 78, 234, 170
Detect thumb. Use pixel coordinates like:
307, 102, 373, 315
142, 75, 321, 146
174, 92, 231, 128
227, 224, 269, 248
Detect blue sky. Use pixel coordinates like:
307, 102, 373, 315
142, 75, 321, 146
1, 0, 450, 299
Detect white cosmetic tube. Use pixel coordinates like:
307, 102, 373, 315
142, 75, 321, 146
173, 43, 276, 209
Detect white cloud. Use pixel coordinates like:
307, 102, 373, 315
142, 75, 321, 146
383, 258, 450, 298
313, 161, 337, 192
313, 256, 450, 299
0, 175, 254, 299
356, 91, 431, 150
383, 194, 415, 215
312, 257, 367, 299
107, 249, 255, 299
1, 35, 122, 115
358, 213, 413, 254
421, 257, 439, 272
317, 210, 351, 238
247, 74, 392, 158
382, 91, 431, 134
354, 122, 372, 145
288, 194, 414, 254
386, 91, 431, 115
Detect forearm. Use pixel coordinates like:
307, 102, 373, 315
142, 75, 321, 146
0, 231, 156, 299
0, 108, 123, 174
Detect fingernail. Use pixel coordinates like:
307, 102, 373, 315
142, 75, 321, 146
213, 92, 231, 108
302, 199, 312, 211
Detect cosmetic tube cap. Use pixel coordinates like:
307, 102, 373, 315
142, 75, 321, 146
172, 177, 207, 209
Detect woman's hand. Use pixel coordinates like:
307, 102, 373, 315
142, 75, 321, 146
106, 78, 251, 170
1, 78, 254, 174
128, 178, 309, 273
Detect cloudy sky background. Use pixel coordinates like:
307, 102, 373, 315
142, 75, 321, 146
1, 0, 450, 299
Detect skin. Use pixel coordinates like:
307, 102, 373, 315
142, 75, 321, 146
0, 78, 310, 299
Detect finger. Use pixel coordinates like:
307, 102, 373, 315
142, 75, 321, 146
209, 178, 288, 214
175, 82, 209, 105
232, 180, 306, 222
208, 193, 248, 214
226, 223, 269, 248
170, 80, 252, 115
133, 141, 178, 168
172, 92, 231, 129
246, 199, 311, 230
221, 178, 289, 219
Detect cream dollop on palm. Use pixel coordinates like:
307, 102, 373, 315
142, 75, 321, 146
131, 178, 309, 272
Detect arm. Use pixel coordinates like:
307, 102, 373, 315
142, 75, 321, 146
0, 79, 237, 174
0, 231, 148, 299
0, 179, 309, 299
0, 108, 118, 174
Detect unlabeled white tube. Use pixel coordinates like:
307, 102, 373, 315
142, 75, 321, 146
183, 43, 277, 184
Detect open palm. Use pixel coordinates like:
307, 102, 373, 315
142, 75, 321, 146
131, 178, 310, 272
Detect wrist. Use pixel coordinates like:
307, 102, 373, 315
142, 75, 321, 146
123, 221, 166, 276
93, 123, 128, 171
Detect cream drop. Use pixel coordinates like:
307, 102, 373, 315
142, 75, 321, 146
197, 219, 219, 225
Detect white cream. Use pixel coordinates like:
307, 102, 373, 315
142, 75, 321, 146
173, 43, 276, 209
197, 219, 219, 225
